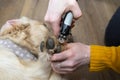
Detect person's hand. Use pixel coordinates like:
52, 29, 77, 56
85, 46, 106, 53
50, 42, 90, 74
44, 0, 82, 36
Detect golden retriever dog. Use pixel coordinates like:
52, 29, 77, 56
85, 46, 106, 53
0, 17, 66, 80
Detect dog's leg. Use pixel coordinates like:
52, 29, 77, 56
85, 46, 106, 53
49, 72, 66, 80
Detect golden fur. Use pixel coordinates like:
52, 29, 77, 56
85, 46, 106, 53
0, 17, 64, 80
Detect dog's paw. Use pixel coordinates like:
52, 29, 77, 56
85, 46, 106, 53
40, 33, 74, 55
40, 36, 65, 55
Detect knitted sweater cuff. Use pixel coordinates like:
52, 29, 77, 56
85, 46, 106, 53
90, 45, 114, 71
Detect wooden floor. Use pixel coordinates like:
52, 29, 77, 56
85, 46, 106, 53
0, 0, 120, 45
76, 0, 120, 45
0, 0, 120, 80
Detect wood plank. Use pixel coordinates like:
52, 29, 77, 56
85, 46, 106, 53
73, 0, 120, 45
0, 0, 25, 27
20, 0, 49, 22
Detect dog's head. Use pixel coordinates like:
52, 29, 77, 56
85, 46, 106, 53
0, 17, 58, 59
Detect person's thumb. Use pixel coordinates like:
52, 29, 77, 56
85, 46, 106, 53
51, 43, 75, 62
71, 2, 82, 19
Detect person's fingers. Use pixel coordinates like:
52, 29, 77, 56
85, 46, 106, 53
44, 12, 62, 36
60, 60, 78, 68
71, 2, 82, 19
51, 22, 60, 36
51, 45, 75, 61
51, 62, 67, 74
51, 44, 73, 61
51, 62, 76, 74
51, 51, 67, 62
65, 43, 74, 49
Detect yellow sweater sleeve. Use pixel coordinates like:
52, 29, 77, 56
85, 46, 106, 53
90, 45, 120, 73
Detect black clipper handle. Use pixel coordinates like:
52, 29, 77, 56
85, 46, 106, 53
58, 11, 73, 43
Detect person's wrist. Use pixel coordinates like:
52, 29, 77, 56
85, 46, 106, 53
84, 45, 90, 65
87, 45, 90, 63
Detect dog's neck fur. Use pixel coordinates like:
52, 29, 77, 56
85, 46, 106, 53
0, 39, 54, 80
0, 24, 40, 54
0, 18, 63, 80
0, 39, 37, 61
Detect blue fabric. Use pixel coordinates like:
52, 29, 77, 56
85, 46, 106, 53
105, 7, 120, 46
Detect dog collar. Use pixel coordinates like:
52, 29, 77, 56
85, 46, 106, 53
0, 39, 37, 61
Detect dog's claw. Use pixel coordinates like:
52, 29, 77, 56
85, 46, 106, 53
55, 45, 62, 53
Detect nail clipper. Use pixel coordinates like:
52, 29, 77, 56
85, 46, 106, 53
58, 11, 73, 44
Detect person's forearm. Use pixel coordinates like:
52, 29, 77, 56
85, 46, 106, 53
90, 45, 120, 73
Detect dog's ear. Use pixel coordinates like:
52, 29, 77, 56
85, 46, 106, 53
0, 20, 14, 35
0, 17, 30, 36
